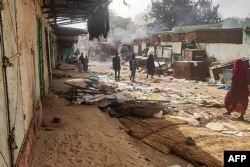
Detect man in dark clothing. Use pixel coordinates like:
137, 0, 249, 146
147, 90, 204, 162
83, 55, 89, 72
112, 53, 121, 81
146, 54, 155, 79
79, 53, 85, 72
129, 54, 138, 82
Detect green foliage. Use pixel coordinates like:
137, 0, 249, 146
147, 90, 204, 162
195, 0, 221, 24
146, 0, 221, 30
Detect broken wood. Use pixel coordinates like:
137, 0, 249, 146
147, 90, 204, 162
73, 89, 104, 95
132, 99, 170, 103
109, 100, 167, 117
64, 82, 86, 89
209, 57, 249, 82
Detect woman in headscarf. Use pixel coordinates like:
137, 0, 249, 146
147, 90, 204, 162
224, 59, 249, 120
146, 54, 155, 79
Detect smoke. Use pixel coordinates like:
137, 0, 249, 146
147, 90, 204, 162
88, 38, 101, 49
108, 22, 147, 45
222, 18, 245, 28
108, 16, 165, 45
133, 13, 148, 25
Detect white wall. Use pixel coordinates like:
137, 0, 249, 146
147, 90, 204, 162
134, 45, 138, 54
141, 42, 147, 51
172, 42, 182, 54
206, 44, 250, 63
155, 45, 162, 56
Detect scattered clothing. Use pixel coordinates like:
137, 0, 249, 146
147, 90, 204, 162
216, 84, 231, 90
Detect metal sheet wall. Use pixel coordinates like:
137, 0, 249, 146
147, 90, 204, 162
0, 24, 11, 167
1, 0, 25, 164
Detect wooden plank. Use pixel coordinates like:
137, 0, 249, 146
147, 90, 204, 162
110, 101, 167, 117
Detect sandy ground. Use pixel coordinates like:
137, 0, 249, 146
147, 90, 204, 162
28, 59, 250, 167
28, 60, 194, 167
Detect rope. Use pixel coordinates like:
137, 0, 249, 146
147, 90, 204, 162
0, 53, 21, 65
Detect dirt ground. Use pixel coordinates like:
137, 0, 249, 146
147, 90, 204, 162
28, 60, 250, 167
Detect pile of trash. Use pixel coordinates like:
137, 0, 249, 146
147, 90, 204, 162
58, 73, 225, 124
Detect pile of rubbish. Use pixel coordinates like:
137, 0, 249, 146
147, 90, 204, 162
57, 73, 225, 125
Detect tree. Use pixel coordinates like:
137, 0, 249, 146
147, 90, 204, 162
195, 0, 221, 24
146, 0, 221, 30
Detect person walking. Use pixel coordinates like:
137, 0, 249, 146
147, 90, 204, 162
129, 54, 138, 82
112, 53, 121, 81
224, 59, 249, 120
83, 55, 89, 72
79, 53, 85, 72
146, 54, 155, 79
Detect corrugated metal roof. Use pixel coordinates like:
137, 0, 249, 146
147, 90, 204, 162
43, 0, 107, 40
43, 0, 104, 26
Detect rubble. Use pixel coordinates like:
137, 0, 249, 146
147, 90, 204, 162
57, 71, 227, 123
50, 60, 250, 167
209, 57, 249, 84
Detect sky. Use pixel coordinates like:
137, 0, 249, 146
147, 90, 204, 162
68, 0, 250, 29
109, 0, 250, 20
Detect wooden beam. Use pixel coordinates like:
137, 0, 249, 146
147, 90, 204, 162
51, 0, 56, 24
42, 3, 97, 9
48, 18, 85, 24
43, 8, 90, 14
50, 20, 86, 26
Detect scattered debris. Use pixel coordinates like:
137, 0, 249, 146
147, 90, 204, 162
52, 117, 61, 123
49, 60, 250, 166
185, 137, 195, 146
209, 57, 249, 83
170, 116, 200, 126
205, 122, 224, 131
153, 110, 163, 118
58, 72, 226, 124
45, 127, 52, 131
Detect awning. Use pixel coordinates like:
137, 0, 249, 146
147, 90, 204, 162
43, 0, 109, 41
43, 0, 104, 26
